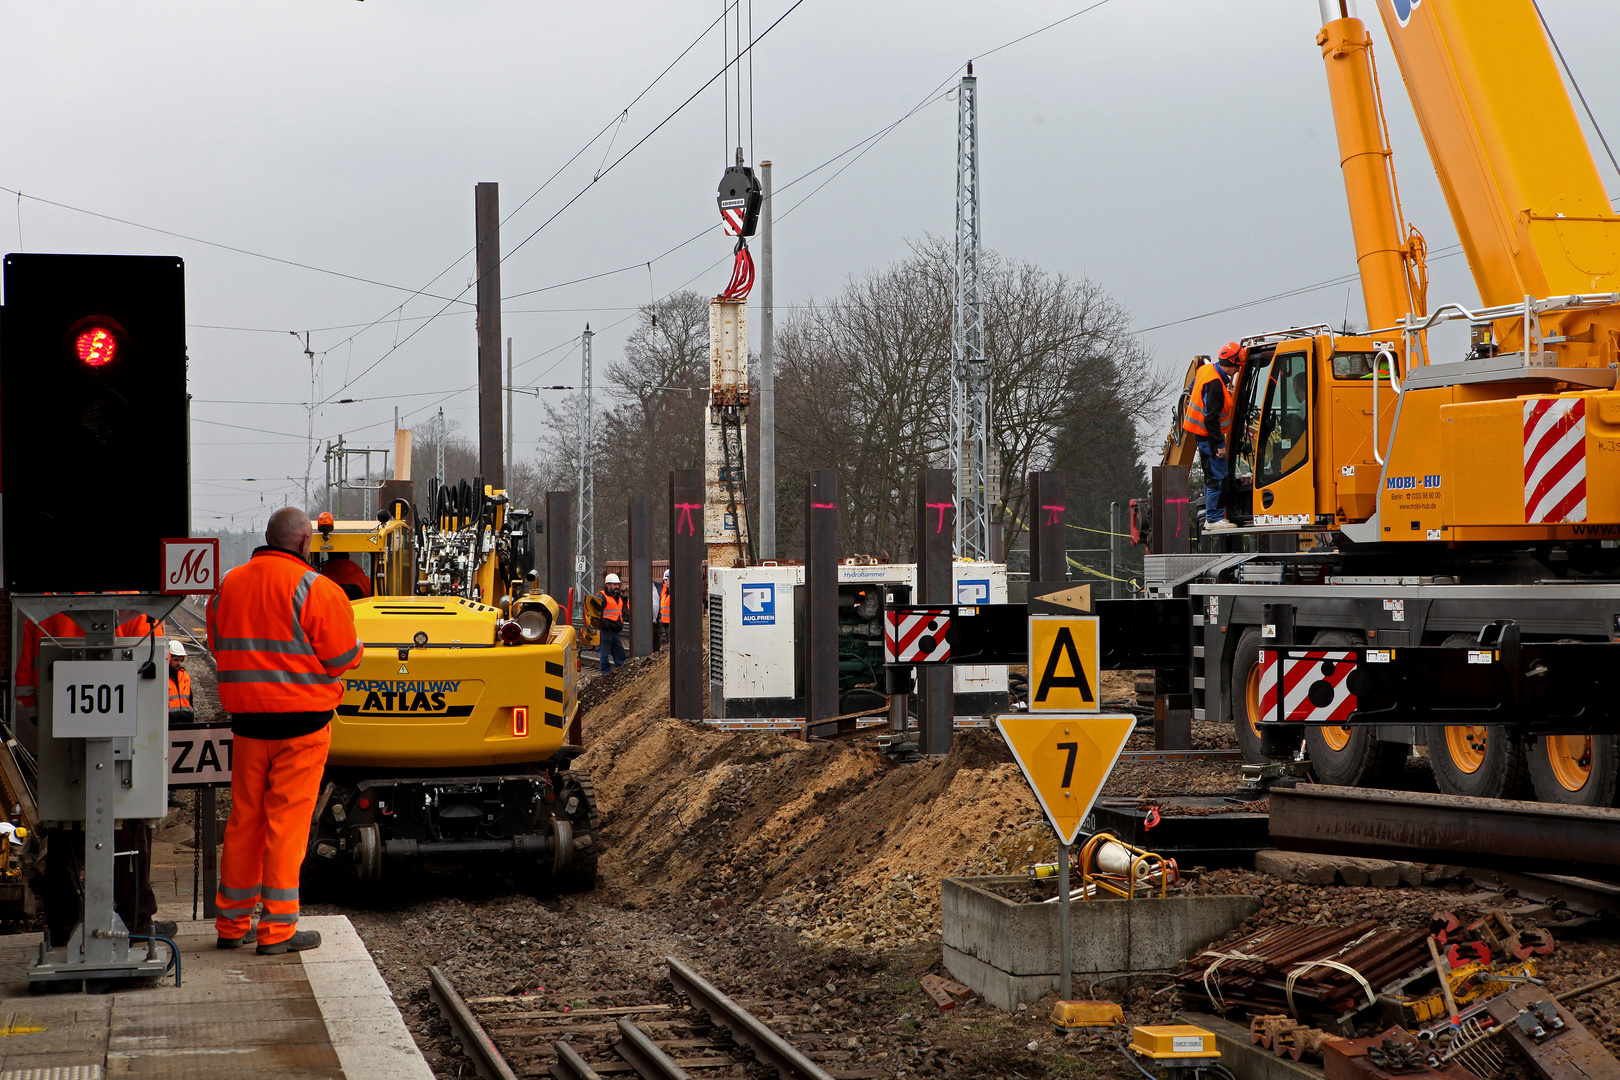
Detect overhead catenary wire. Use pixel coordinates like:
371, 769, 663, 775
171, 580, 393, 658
314, 0, 808, 408
0, 183, 478, 308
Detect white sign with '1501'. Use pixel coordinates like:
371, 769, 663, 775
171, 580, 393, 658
52, 661, 140, 738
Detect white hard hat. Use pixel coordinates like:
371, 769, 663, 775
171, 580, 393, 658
168, 640, 187, 657
604, 573, 621, 584
663, 570, 670, 580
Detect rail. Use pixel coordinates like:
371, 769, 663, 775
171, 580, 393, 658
665, 955, 836, 1080
426, 964, 521, 1080
441, 958, 854, 1080
612, 1017, 695, 1079
1268, 784, 1620, 881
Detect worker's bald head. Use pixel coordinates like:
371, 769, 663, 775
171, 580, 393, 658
266, 507, 313, 557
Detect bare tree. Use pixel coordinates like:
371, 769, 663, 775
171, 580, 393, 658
537, 292, 714, 563
774, 237, 1166, 557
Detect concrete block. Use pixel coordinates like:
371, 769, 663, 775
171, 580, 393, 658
1354, 859, 1402, 888
1256, 850, 1337, 886
941, 876, 1263, 1012
1263, 850, 1414, 888
1337, 861, 1370, 886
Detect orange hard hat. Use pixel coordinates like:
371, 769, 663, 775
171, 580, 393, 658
1217, 341, 1246, 364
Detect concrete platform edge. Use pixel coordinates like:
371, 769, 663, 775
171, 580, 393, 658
299, 915, 435, 1080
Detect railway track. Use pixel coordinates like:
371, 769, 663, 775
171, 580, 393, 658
428, 960, 880, 1080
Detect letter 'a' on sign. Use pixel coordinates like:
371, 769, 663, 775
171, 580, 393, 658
1028, 615, 1100, 712
995, 714, 1135, 844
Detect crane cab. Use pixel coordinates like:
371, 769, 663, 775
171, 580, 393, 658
1213, 333, 1402, 532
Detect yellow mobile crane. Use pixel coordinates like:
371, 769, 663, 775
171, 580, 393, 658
303, 481, 598, 887
1144, 0, 1620, 806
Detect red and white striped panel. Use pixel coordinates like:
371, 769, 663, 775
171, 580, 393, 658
720, 206, 746, 236
1257, 650, 1357, 724
883, 609, 951, 663
1523, 397, 1587, 524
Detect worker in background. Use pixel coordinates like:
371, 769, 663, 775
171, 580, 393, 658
208, 507, 364, 955
655, 569, 670, 652
1182, 342, 1246, 532
166, 639, 193, 808
596, 572, 626, 672
168, 640, 194, 723
317, 553, 372, 601
15, 606, 174, 944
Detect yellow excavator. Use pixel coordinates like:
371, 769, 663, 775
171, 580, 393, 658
303, 480, 598, 887
1143, 0, 1620, 806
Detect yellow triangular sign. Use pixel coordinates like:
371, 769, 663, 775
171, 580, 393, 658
995, 713, 1136, 845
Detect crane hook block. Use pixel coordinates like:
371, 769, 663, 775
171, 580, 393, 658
717, 164, 762, 238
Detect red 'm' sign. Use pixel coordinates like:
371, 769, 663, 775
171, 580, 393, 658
162, 538, 220, 594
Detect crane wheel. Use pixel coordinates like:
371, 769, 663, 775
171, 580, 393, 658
1230, 628, 1267, 764
1229, 628, 1291, 764
1422, 636, 1531, 799
1528, 734, 1620, 807
1302, 631, 1407, 788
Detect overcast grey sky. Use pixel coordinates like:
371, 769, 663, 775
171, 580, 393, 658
5, 1, 1618, 529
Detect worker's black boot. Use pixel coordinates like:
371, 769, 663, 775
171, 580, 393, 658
217, 929, 258, 949
257, 929, 321, 955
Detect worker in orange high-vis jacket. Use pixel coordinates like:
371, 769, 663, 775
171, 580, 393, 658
207, 506, 363, 955
595, 573, 626, 672
654, 570, 670, 652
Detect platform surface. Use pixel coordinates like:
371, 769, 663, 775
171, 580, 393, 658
0, 915, 432, 1080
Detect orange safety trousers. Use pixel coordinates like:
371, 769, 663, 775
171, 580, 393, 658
214, 725, 331, 945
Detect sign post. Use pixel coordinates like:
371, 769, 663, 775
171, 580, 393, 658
996, 711, 1136, 1001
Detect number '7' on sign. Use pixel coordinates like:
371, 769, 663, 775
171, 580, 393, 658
995, 713, 1136, 845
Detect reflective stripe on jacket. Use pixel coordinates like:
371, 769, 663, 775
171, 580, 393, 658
599, 592, 623, 631
169, 668, 192, 710
1182, 362, 1235, 438
207, 548, 364, 713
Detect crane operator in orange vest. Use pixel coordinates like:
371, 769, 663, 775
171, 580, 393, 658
596, 573, 627, 672
207, 507, 363, 955
1181, 342, 1247, 532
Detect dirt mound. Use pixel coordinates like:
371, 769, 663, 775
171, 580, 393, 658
572, 655, 1053, 944
571, 657, 1242, 944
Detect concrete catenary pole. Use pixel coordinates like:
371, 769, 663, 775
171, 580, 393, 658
668, 469, 705, 720
805, 469, 840, 737
505, 337, 514, 486
758, 160, 776, 561
917, 468, 956, 756
475, 182, 505, 489
628, 496, 652, 658
545, 491, 574, 609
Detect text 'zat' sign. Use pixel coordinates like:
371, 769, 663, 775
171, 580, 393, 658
1027, 615, 1100, 712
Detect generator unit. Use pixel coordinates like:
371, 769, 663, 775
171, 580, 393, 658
708, 562, 1008, 723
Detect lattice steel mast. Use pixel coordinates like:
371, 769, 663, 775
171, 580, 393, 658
574, 325, 595, 603
951, 64, 991, 560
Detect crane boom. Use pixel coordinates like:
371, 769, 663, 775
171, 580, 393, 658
1371, 0, 1620, 319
